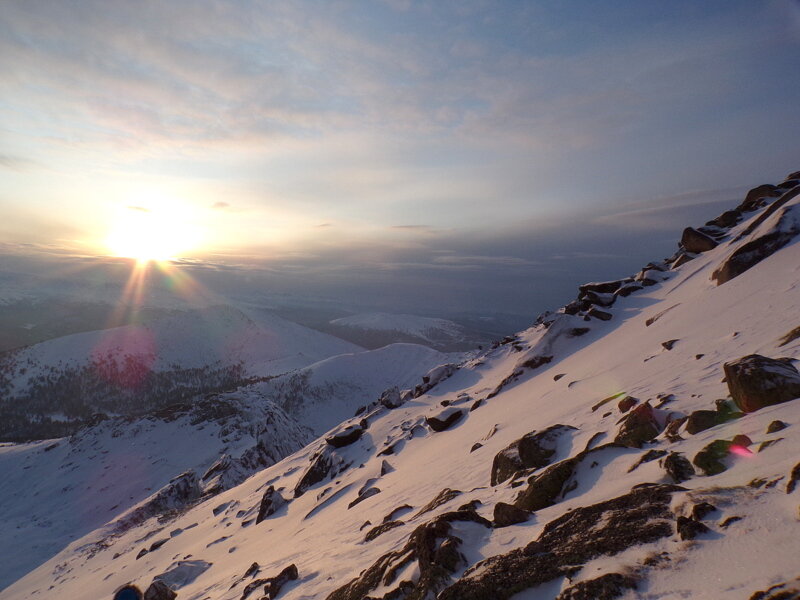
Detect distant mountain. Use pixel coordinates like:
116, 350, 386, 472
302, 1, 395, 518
0, 305, 361, 441
226, 343, 462, 435
325, 312, 485, 351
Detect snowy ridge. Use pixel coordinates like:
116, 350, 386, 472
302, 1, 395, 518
3, 172, 800, 599
330, 313, 465, 341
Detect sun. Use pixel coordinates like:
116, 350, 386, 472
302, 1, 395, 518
105, 202, 199, 263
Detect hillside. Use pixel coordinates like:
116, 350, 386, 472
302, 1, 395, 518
3, 172, 800, 599
0, 305, 362, 441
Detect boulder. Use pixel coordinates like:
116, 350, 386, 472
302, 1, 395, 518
493, 502, 530, 528
426, 407, 464, 432
490, 424, 576, 485
671, 252, 696, 269
693, 440, 732, 476
256, 486, 287, 524
294, 447, 347, 498
587, 307, 613, 321
723, 354, 800, 413
681, 227, 718, 253
578, 280, 629, 295
662, 452, 695, 483
325, 424, 364, 448
685, 409, 724, 434
143, 581, 176, 600
692, 502, 717, 520
617, 396, 637, 413
737, 184, 781, 212
706, 209, 742, 229
766, 420, 788, 433
614, 402, 661, 448
676, 516, 709, 540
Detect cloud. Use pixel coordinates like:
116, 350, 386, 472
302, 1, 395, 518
0, 153, 39, 171
212, 201, 230, 209
127, 205, 150, 212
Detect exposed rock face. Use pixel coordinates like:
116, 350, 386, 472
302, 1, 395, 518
426, 407, 464, 432
681, 227, 718, 253
556, 573, 638, 600
490, 424, 577, 485
438, 484, 684, 600
294, 446, 348, 498
115, 471, 202, 533
663, 452, 695, 483
143, 580, 176, 600
685, 410, 721, 435
714, 188, 800, 284
707, 209, 742, 229
325, 424, 364, 448
723, 354, 800, 413
614, 402, 661, 448
412, 488, 462, 519
326, 509, 491, 600
256, 486, 287, 523
676, 516, 709, 540
364, 520, 404, 543
493, 502, 530, 528
738, 184, 781, 212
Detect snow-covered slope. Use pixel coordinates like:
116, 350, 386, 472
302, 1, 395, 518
3, 173, 800, 600
0, 305, 361, 440
0, 396, 314, 591
223, 343, 461, 435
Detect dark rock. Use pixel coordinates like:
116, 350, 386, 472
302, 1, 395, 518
380, 460, 394, 475
579, 280, 630, 295
493, 502, 530, 528
779, 326, 800, 347
693, 440, 732, 476
412, 488, 462, 519
676, 516, 709, 540
671, 252, 696, 268
707, 209, 742, 229
347, 486, 381, 509
692, 502, 717, 520
778, 179, 800, 189
294, 446, 347, 498
148, 538, 168, 552
116, 470, 202, 533
681, 227, 718, 253
364, 520, 405, 543
136, 548, 148, 560
379, 387, 404, 409
731, 434, 752, 447
664, 416, 688, 442
567, 328, 590, 337
685, 410, 720, 435
617, 396, 637, 413
720, 516, 743, 528
723, 354, 800, 413
470, 443, 483, 452
767, 420, 789, 433
661, 339, 679, 350
256, 486, 287, 524
556, 573, 638, 600
490, 424, 576, 485
426, 407, 464, 432
325, 424, 364, 448
327, 509, 491, 600
263, 564, 298, 599
243, 562, 260, 578
513, 444, 623, 512
748, 578, 800, 600
663, 452, 695, 483
614, 283, 643, 298
614, 402, 661, 448
438, 484, 684, 600
788, 171, 800, 180
553, 373, 566, 381
143, 581, 176, 600
469, 399, 483, 411
738, 184, 781, 212
587, 307, 613, 321
521, 355, 553, 370
580, 290, 616, 307
787, 462, 800, 494
627, 449, 667, 473
758, 438, 783, 452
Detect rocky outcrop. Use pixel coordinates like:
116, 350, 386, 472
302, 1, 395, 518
681, 227, 718, 253
438, 484, 684, 600
256, 486, 287, 523
493, 502, 530, 528
676, 516, 709, 540
693, 440, 732, 476
491, 424, 577, 485
294, 446, 349, 498
143, 580, 176, 600
325, 424, 364, 448
114, 471, 202, 533
663, 452, 695, 483
614, 402, 661, 448
556, 573, 638, 600
723, 354, 800, 413
426, 407, 464, 432
737, 184, 782, 212
326, 509, 491, 600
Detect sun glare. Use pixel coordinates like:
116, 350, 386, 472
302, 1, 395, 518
105, 200, 199, 263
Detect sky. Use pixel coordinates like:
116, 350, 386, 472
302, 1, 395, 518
1, 0, 799, 320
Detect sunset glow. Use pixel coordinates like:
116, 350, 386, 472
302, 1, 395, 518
104, 203, 200, 263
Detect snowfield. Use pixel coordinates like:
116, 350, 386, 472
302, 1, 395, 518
2, 174, 800, 599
